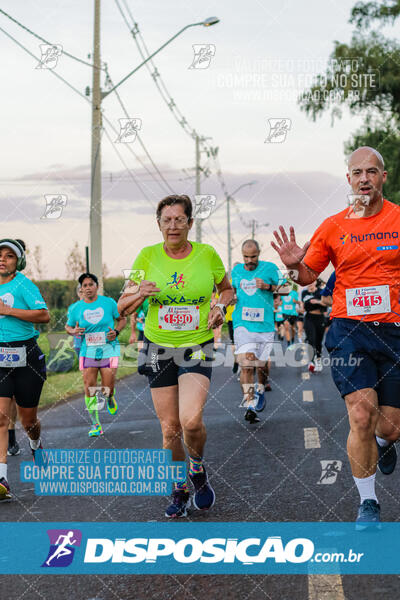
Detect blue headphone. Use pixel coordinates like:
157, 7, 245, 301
0, 239, 26, 271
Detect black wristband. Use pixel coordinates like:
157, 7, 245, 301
114, 329, 120, 337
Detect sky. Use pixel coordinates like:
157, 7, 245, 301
0, 0, 397, 279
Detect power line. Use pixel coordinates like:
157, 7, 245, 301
102, 127, 156, 207
103, 64, 174, 193
0, 24, 171, 203
114, 0, 233, 206
0, 7, 104, 70
0, 25, 90, 99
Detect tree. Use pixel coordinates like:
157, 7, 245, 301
298, 0, 400, 202
65, 242, 85, 280
23, 247, 34, 279
102, 262, 110, 280
25, 245, 45, 280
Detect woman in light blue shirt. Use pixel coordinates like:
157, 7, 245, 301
0, 239, 50, 501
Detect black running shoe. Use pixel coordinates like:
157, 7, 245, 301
165, 489, 190, 518
377, 440, 397, 475
356, 499, 381, 530
245, 408, 260, 423
7, 441, 20, 456
232, 362, 239, 374
189, 466, 216, 511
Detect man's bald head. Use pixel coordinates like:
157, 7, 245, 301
346, 146, 387, 208
241, 239, 260, 271
347, 146, 384, 170
242, 239, 260, 253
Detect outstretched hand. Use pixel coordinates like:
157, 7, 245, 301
271, 226, 310, 267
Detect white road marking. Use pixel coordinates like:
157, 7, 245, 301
302, 372, 310, 380
304, 427, 321, 449
129, 431, 144, 434
303, 390, 314, 402
308, 575, 345, 600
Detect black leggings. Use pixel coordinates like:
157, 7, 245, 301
304, 313, 325, 360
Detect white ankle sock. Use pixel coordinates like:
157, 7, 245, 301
29, 437, 41, 450
0, 463, 7, 480
353, 473, 378, 503
376, 436, 390, 448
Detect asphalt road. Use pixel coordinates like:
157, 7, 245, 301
3, 339, 400, 599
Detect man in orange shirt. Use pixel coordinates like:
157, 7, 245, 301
271, 146, 400, 528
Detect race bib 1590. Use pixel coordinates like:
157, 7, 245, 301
158, 305, 200, 331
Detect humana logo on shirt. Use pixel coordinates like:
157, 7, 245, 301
340, 231, 398, 244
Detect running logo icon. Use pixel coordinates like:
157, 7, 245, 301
189, 44, 216, 69
317, 460, 342, 485
41, 195, 67, 220
115, 118, 142, 143
36, 44, 62, 69
340, 234, 349, 245
167, 272, 185, 289
194, 195, 216, 219
42, 529, 82, 567
264, 118, 291, 143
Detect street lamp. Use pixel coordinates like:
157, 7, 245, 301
226, 181, 257, 274
90, 5, 220, 291
102, 17, 220, 98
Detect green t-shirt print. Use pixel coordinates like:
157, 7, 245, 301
132, 242, 226, 347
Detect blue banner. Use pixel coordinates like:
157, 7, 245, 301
20, 449, 185, 496
0, 522, 399, 574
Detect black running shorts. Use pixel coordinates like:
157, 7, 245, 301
0, 338, 47, 407
139, 336, 214, 388
325, 318, 400, 407
283, 314, 297, 326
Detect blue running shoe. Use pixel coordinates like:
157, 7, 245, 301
255, 391, 266, 412
189, 466, 215, 511
165, 489, 191, 518
377, 440, 397, 475
356, 499, 381, 530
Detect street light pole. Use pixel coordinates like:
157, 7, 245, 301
226, 181, 257, 274
90, 0, 103, 291
195, 134, 201, 242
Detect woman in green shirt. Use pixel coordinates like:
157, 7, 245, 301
118, 194, 233, 518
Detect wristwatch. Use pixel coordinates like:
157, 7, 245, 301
114, 329, 120, 337
215, 303, 227, 317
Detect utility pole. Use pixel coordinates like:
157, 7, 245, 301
195, 134, 201, 242
90, 0, 103, 291
251, 219, 256, 239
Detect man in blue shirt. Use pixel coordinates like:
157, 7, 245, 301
232, 240, 279, 423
